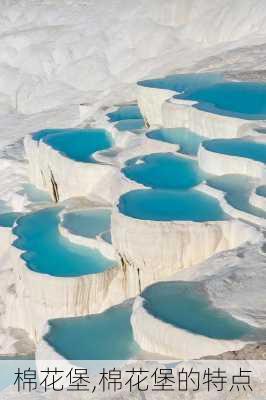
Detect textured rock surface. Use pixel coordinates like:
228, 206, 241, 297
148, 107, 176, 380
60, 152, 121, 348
112, 206, 257, 290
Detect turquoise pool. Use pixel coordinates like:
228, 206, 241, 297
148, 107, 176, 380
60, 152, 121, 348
107, 104, 142, 122
203, 138, 266, 163
122, 153, 206, 190
62, 209, 111, 239
115, 119, 144, 132
32, 128, 113, 163
179, 81, 266, 119
207, 175, 266, 220
13, 208, 116, 277
118, 189, 229, 221
44, 302, 140, 360
139, 73, 223, 94
142, 281, 257, 340
147, 128, 205, 156
139, 72, 266, 119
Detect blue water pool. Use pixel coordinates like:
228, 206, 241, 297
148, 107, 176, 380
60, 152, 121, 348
62, 209, 111, 239
107, 104, 142, 122
13, 208, 116, 277
139, 73, 223, 94
178, 81, 266, 119
203, 138, 266, 163
207, 175, 266, 220
147, 128, 205, 156
140, 72, 266, 119
115, 119, 144, 132
122, 153, 206, 190
142, 281, 257, 340
32, 128, 113, 163
44, 302, 140, 360
118, 189, 228, 221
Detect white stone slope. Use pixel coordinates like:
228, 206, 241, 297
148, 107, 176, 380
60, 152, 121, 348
0, 158, 29, 212
2, 0, 266, 151
3, 0, 266, 117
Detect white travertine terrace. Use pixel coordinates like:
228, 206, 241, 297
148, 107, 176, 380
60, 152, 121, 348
131, 233, 266, 360
19, 83, 266, 353
111, 205, 258, 289
162, 98, 264, 138
137, 83, 266, 139
131, 297, 247, 359
1, 71, 265, 361
4, 236, 128, 342
198, 142, 266, 179
24, 123, 179, 205
2, 0, 266, 370
24, 133, 117, 205
198, 183, 266, 228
